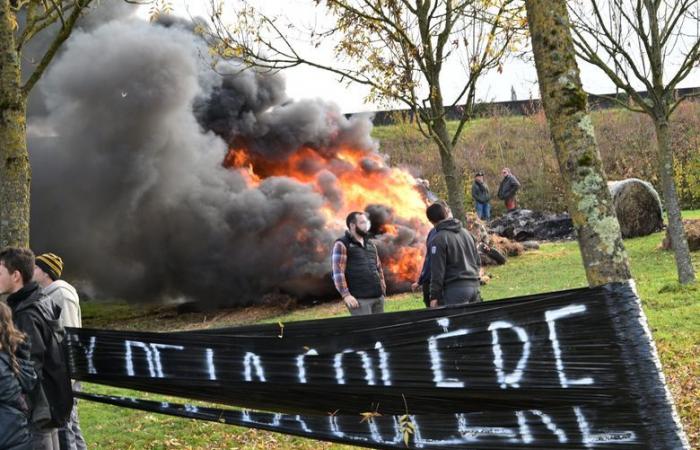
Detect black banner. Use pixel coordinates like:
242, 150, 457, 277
67, 282, 689, 449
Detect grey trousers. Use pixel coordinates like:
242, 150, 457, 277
348, 296, 385, 315
58, 400, 87, 450
441, 281, 481, 306
30, 427, 59, 450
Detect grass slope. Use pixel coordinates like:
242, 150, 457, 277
79, 211, 699, 449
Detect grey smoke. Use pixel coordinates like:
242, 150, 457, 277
23, 1, 139, 121
28, 15, 423, 306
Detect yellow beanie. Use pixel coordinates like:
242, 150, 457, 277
36, 253, 64, 281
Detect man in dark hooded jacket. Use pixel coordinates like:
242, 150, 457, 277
426, 203, 481, 307
0, 247, 72, 450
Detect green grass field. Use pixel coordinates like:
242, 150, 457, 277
78, 211, 700, 449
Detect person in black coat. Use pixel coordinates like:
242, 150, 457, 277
497, 167, 521, 211
0, 301, 37, 450
0, 247, 72, 450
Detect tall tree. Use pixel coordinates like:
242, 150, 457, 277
0, 0, 93, 247
0, 0, 165, 248
525, 0, 632, 285
569, 0, 698, 285
207, 0, 522, 219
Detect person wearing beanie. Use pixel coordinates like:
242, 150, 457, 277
471, 171, 491, 220
33, 253, 86, 450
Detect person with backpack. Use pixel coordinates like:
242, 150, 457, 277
33, 253, 86, 450
0, 248, 73, 450
0, 301, 38, 450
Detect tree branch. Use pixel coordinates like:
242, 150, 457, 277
21, 0, 91, 95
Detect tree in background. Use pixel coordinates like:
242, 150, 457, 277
0, 0, 171, 249
0, 0, 97, 248
207, 0, 523, 219
569, 0, 698, 284
525, 0, 632, 285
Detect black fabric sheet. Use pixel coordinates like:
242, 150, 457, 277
67, 282, 689, 449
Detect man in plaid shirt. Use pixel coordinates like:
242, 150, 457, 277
332, 212, 386, 315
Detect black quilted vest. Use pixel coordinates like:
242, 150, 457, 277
336, 232, 383, 299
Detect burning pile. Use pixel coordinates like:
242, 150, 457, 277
27, 11, 430, 306
222, 140, 430, 294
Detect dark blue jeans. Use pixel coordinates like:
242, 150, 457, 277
475, 202, 491, 220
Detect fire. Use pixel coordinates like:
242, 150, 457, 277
384, 247, 424, 283
223, 143, 431, 287
225, 148, 261, 185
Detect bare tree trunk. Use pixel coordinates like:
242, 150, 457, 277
654, 117, 696, 284
526, 0, 632, 286
0, 1, 30, 248
433, 116, 466, 220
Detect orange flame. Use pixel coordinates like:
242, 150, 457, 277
384, 247, 423, 282
223, 144, 430, 285
225, 148, 261, 186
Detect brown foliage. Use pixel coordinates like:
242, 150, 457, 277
661, 219, 700, 252
380, 101, 700, 213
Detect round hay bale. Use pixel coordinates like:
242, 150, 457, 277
608, 178, 664, 238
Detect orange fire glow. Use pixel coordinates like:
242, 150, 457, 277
223, 144, 431, 284
384, 246, 423, 283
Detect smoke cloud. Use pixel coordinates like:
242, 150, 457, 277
28, 13, 425, 306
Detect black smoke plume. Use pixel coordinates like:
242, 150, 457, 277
28, 13, 425, 306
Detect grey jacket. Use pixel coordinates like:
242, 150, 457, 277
429, 218, 481, 302
497, 174, 521, 200
42, 280, 82, 329
471, 180, 491, 204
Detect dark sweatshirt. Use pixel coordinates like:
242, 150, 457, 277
7, 282, 64, 427
429, 218, 481, 301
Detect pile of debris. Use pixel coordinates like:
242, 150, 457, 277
465, 213, 539, 266
488, 178, 665, 242
488, 209, 575, 242
661, 218, 700, 252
